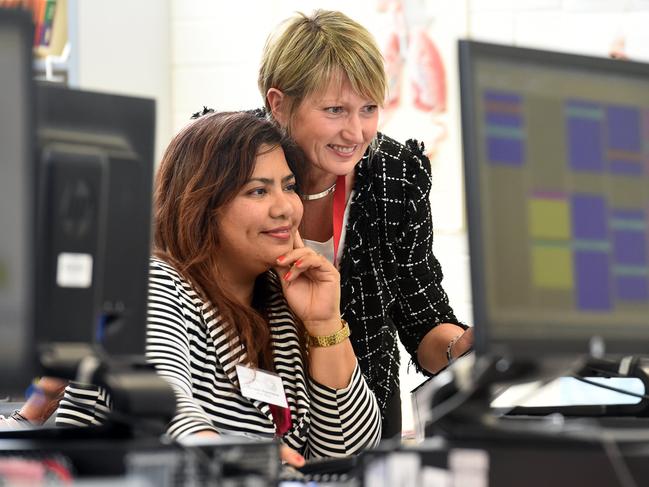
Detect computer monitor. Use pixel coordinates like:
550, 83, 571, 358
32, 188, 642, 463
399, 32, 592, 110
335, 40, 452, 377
35, 84, 155, 375
0, 8, 37, 398
459, 40, 649, 363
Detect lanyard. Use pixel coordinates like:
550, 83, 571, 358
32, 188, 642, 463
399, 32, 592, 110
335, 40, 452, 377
332, 175, 346, 266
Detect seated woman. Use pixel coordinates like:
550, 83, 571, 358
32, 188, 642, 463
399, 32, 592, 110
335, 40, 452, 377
53, 111, 381, 462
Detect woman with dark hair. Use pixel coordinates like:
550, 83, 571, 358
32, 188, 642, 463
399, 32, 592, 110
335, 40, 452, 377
52, 111, 381, 463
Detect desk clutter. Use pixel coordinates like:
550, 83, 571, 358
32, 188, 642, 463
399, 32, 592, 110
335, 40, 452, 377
0, 435, 280, 486
2, 435, 649, 486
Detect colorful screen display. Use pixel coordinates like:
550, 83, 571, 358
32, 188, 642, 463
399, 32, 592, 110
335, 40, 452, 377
461, 42, 649, 354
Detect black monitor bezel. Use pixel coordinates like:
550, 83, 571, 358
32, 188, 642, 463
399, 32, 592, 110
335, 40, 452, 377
0, 8, 37, 398
459, 40, 649, 360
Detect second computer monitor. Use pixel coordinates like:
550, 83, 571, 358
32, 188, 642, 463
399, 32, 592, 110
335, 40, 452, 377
460, 41, 649, 361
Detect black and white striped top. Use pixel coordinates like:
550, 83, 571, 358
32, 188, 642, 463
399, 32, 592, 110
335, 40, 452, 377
57, 258, 381, 458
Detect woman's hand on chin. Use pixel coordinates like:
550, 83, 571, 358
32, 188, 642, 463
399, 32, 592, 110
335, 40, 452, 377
274, 231, 340, 327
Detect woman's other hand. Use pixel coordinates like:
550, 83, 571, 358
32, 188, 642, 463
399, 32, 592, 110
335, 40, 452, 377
280, 444, 306, 468
417, 324, 475, 373
19, 376, 68, 426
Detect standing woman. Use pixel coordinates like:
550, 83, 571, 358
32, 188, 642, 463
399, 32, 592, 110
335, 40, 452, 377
258, 10, 473, 438
55, 111, 381, 462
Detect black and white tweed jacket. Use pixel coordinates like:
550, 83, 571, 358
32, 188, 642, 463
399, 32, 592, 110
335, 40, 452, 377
339, 132, 464, 415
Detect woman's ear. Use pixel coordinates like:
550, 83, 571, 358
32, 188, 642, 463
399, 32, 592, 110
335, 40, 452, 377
266, 88, 288, 127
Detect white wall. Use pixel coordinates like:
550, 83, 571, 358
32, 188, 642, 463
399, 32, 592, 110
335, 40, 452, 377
468, 0, 649, 60
70, 0, 172, 164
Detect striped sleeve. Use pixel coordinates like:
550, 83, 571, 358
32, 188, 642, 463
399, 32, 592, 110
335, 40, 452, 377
145, 261, 218, 439
55, 382, 111, 428
305, 362, 381, 458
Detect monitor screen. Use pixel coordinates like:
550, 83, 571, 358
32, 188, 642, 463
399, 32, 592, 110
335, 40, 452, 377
460, 41, 649, 360
0, 9, 37, 398
35, 84, 155, 373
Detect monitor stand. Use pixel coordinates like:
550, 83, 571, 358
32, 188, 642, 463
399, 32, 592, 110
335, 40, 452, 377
416, 354, 649, 442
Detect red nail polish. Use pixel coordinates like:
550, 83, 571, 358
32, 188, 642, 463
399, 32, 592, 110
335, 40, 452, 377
277, 255, 286, 263
295, 259, 302, 267
284, 271, 291, 281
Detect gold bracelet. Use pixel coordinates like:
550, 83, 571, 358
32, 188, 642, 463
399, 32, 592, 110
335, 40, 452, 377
307, 319, 351, 348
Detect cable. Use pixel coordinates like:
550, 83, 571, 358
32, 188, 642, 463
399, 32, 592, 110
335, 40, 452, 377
570, 375, 649, 401
584, 366, 629, 378
488, 416, 643, 487
599, 429, 638, 487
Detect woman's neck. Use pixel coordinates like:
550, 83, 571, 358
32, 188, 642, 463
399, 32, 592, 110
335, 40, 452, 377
216, 267, 257, 307
303, 168, 337, 195
300, 170, 355, 243
227, 282, 255, 307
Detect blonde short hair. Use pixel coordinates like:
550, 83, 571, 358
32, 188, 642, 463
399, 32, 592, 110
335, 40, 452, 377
258, 10, 387, 117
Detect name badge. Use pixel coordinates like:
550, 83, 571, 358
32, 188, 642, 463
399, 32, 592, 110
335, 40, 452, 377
235, 364, 288, 408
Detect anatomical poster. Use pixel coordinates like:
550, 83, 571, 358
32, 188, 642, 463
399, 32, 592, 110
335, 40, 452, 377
372, 0, 468, 232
